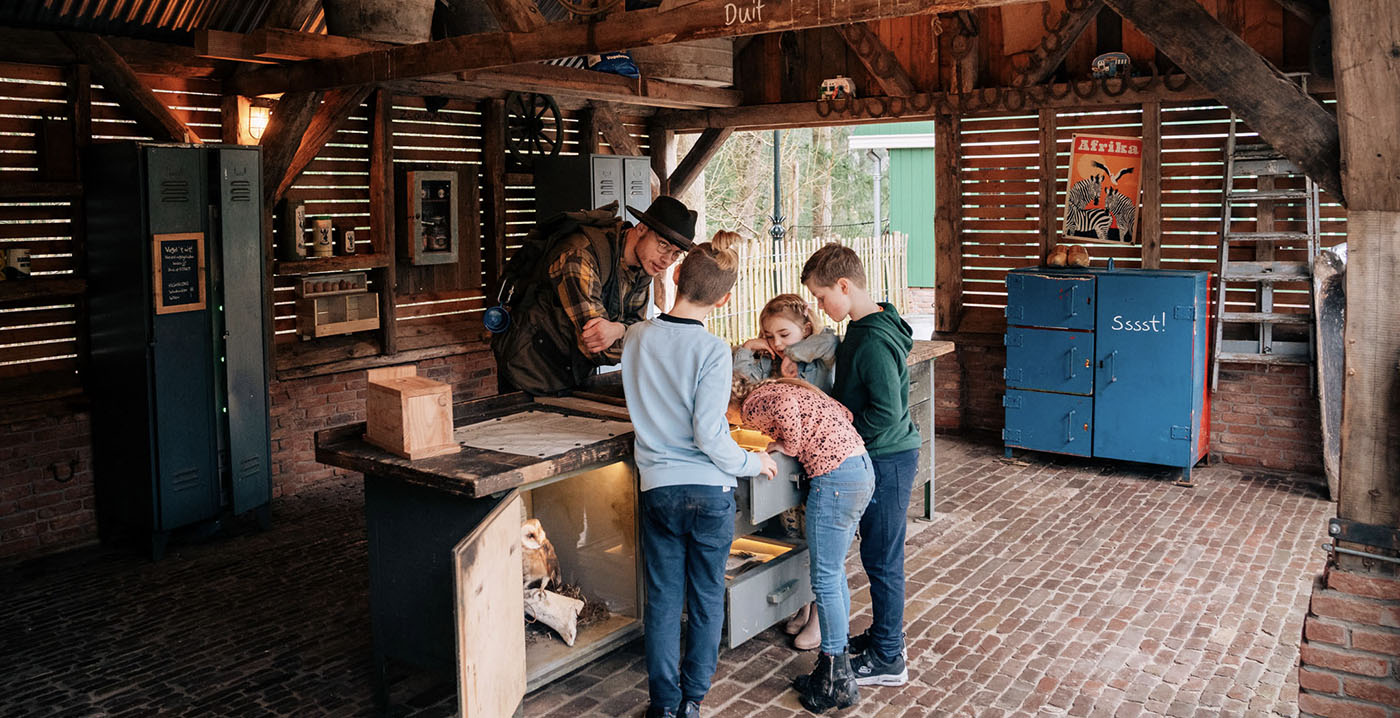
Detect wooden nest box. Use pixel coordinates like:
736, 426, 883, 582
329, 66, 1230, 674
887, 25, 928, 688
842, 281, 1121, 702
364, 365, 460, 460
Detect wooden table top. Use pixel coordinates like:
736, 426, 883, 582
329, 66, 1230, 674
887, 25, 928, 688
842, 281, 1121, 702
315, 340, 955, 499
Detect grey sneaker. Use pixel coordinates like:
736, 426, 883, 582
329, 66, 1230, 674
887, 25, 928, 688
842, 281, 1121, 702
850, 648, 909, 687
848, 631, 908, 660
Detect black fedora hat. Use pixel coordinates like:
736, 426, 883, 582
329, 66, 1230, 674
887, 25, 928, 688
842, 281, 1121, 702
629, 196, 697, 251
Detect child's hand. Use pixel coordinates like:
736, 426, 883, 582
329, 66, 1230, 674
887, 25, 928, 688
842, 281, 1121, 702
766, 440, 794, 456
741, 337, 774, 356
756, 451, 778, 479
779, 357, 799, 378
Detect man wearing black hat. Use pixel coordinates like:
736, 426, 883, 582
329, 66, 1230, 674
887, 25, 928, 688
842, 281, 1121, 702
492, 195, 697, 395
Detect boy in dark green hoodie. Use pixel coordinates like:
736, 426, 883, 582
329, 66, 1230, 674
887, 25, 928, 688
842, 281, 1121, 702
802, 243, 920, 688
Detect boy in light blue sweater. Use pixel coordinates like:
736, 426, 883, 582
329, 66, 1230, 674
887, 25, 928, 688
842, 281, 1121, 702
623, 231, 777, 718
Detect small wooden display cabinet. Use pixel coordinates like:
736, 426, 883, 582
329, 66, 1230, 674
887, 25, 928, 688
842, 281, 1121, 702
398, 169, 460, 266
294, 272, 380, 340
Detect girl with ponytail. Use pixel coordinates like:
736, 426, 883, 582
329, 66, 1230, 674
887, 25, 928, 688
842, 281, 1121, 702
735, 293, 839, 393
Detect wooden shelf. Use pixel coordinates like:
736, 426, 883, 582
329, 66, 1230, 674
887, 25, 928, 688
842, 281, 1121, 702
274, 254, 391, 276
0, 277, 86, 304
0, 181, 83, 201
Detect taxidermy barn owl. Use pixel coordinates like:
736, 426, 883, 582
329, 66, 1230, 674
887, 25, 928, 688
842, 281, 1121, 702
521, 518, 561, 590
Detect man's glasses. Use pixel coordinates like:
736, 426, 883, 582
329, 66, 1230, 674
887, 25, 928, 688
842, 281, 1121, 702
653, 234, 685, 262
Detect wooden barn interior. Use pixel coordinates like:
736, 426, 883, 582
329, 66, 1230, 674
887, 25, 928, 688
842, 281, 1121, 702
0, 0, 1397, 715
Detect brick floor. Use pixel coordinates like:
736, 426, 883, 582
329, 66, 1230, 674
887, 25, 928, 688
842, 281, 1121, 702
0, 436, 1331, 717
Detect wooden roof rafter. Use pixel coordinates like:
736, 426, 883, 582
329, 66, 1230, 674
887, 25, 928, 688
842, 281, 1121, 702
226, 0, 1047, 97
835, 22, 919, 97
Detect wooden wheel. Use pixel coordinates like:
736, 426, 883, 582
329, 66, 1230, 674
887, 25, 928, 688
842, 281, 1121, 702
505, 91, 562, 159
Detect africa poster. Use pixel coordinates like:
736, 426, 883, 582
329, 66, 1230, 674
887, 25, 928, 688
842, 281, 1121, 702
1063, 133, 1143, 244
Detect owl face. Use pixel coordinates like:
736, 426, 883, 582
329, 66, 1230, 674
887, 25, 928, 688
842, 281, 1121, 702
522, 518, 546, 549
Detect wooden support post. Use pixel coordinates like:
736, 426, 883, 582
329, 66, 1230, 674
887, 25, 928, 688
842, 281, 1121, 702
1038, 108, 1058, 262
668, 128, 733, 198
370, 90, 398, 355
1332, 0, 1400, 543
649, 124, 674, 198
577, 108, 599, 156
594, 105, 642, 157
258, 90, 321, 208
934, 116, 963, 333
59, 32, 200, 144
67, 63, 91, 379
836, 23, 919, 97
482, 98, 508, 290
1104, 0, 1343, 202
220, 95, 242, 145
273, 85, 374, 202
1019, 0, 1106, 85
1139, 101, 1162, 269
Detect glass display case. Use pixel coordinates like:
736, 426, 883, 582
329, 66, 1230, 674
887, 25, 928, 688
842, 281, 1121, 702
399, 169, 459, 266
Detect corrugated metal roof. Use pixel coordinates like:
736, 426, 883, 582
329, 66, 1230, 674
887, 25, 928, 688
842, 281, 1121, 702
0, 0, 324, 42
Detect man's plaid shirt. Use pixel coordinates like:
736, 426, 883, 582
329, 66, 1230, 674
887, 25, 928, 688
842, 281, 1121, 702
547, 241, 650, 365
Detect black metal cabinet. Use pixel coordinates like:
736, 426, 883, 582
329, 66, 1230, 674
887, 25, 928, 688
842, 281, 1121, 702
84, 143, 272, 558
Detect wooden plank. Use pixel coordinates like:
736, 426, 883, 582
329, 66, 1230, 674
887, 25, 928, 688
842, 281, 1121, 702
1333, 0, 1400, 536
668, 128, 733, 197
248, 28, 386, 60
370, 90, 399, 356
594, 105, 642, 157
577, 108, 600, 156
481, 99, 508, 290
649, 123, 674, 198
1020, 0, 1106, 85
836, 23, 919, 97
934, 116, 962, 333
59, 33, 198, 144
194, 30, 280, 64
532, 396, 632, 421
227, 0, 1026, 96
1037, 109, 1057, 260
1103, 0, 1342, 202
459, 63, 742, 110
1139, 101, 1162, 268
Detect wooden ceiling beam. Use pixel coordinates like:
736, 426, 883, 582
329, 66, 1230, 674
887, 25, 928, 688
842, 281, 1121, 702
1016, 0, 1106, 86
59, 32, 201, 144
459, 64, 742, 109
483, 0, 547, 32
228, 0, 1038, 97
667, 127, 733, 197
259, 90, 322, 207
0, 28, 226, 78
273, 85, 376, 202
836, 23, 919, 97
1103, 0, 1343, 202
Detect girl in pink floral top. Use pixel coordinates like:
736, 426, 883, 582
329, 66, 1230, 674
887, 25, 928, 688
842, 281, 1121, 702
729, 376, 875, 713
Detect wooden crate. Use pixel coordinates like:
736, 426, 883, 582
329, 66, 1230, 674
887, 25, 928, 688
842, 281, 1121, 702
364, 366, 459, 460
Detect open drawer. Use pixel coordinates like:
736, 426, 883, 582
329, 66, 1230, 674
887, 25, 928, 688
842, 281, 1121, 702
724, 535, 813, 648
731, 428, 803, 533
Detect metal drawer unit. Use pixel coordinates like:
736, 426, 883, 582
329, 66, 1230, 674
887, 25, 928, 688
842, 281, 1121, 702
727, 435, 813, 648
1003, 267, 1212, 483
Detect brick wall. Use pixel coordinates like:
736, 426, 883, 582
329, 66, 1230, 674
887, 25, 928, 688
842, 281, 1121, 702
0, 412, 96, 561
1299, 563, 1400, 718
0, 347, 497, 563
932, 331, 1323, 474
908, 287, 936, 315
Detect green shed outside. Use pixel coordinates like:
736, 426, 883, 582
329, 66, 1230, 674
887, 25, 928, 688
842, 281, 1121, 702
850, 121, 937, 288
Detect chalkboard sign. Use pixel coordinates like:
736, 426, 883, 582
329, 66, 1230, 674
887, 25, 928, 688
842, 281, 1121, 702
152, 232, 206, 314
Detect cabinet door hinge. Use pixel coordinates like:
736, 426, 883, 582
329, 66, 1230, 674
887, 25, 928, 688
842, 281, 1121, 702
1002, 395, 1023, 409
1173, 305, 1196, 320
1170, 425, 1191, 440
1003, 368, 1023, 383
1002, 428, 1022, 442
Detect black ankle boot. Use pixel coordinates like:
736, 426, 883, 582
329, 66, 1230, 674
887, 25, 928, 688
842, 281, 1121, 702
793, 650, 859, 713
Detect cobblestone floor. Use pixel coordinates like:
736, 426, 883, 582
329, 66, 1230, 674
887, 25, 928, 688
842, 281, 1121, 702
2, 436, 1332, 718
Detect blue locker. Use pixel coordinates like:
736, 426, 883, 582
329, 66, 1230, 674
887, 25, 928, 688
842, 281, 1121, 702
1003, 267, 1211, 482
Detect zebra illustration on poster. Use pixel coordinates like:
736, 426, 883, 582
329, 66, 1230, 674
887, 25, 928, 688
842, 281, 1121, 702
1063, 133, 1143, 245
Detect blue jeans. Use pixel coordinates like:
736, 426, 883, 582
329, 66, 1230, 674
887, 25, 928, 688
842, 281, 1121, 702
805, 453, 875, 655
858, 447, 920, 662
641, 484, 736, 710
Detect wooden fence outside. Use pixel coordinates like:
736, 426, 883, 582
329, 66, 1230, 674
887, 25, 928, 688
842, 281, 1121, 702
705, 232, 909, 346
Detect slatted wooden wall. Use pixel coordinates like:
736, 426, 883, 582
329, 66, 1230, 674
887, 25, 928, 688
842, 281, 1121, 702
0, 62, 221, 385
953, 99, 1346, 333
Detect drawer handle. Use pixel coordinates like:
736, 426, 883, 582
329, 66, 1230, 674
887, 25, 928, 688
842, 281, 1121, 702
767, 579, 798, 605
1064, 409, 1076, 444
1066, 346, 1077, 380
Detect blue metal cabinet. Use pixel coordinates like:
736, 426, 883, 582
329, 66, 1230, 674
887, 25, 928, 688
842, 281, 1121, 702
1003, 267, 1211, 482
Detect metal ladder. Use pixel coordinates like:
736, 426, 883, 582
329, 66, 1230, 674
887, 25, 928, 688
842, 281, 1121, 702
1210, 106, 1322, 388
